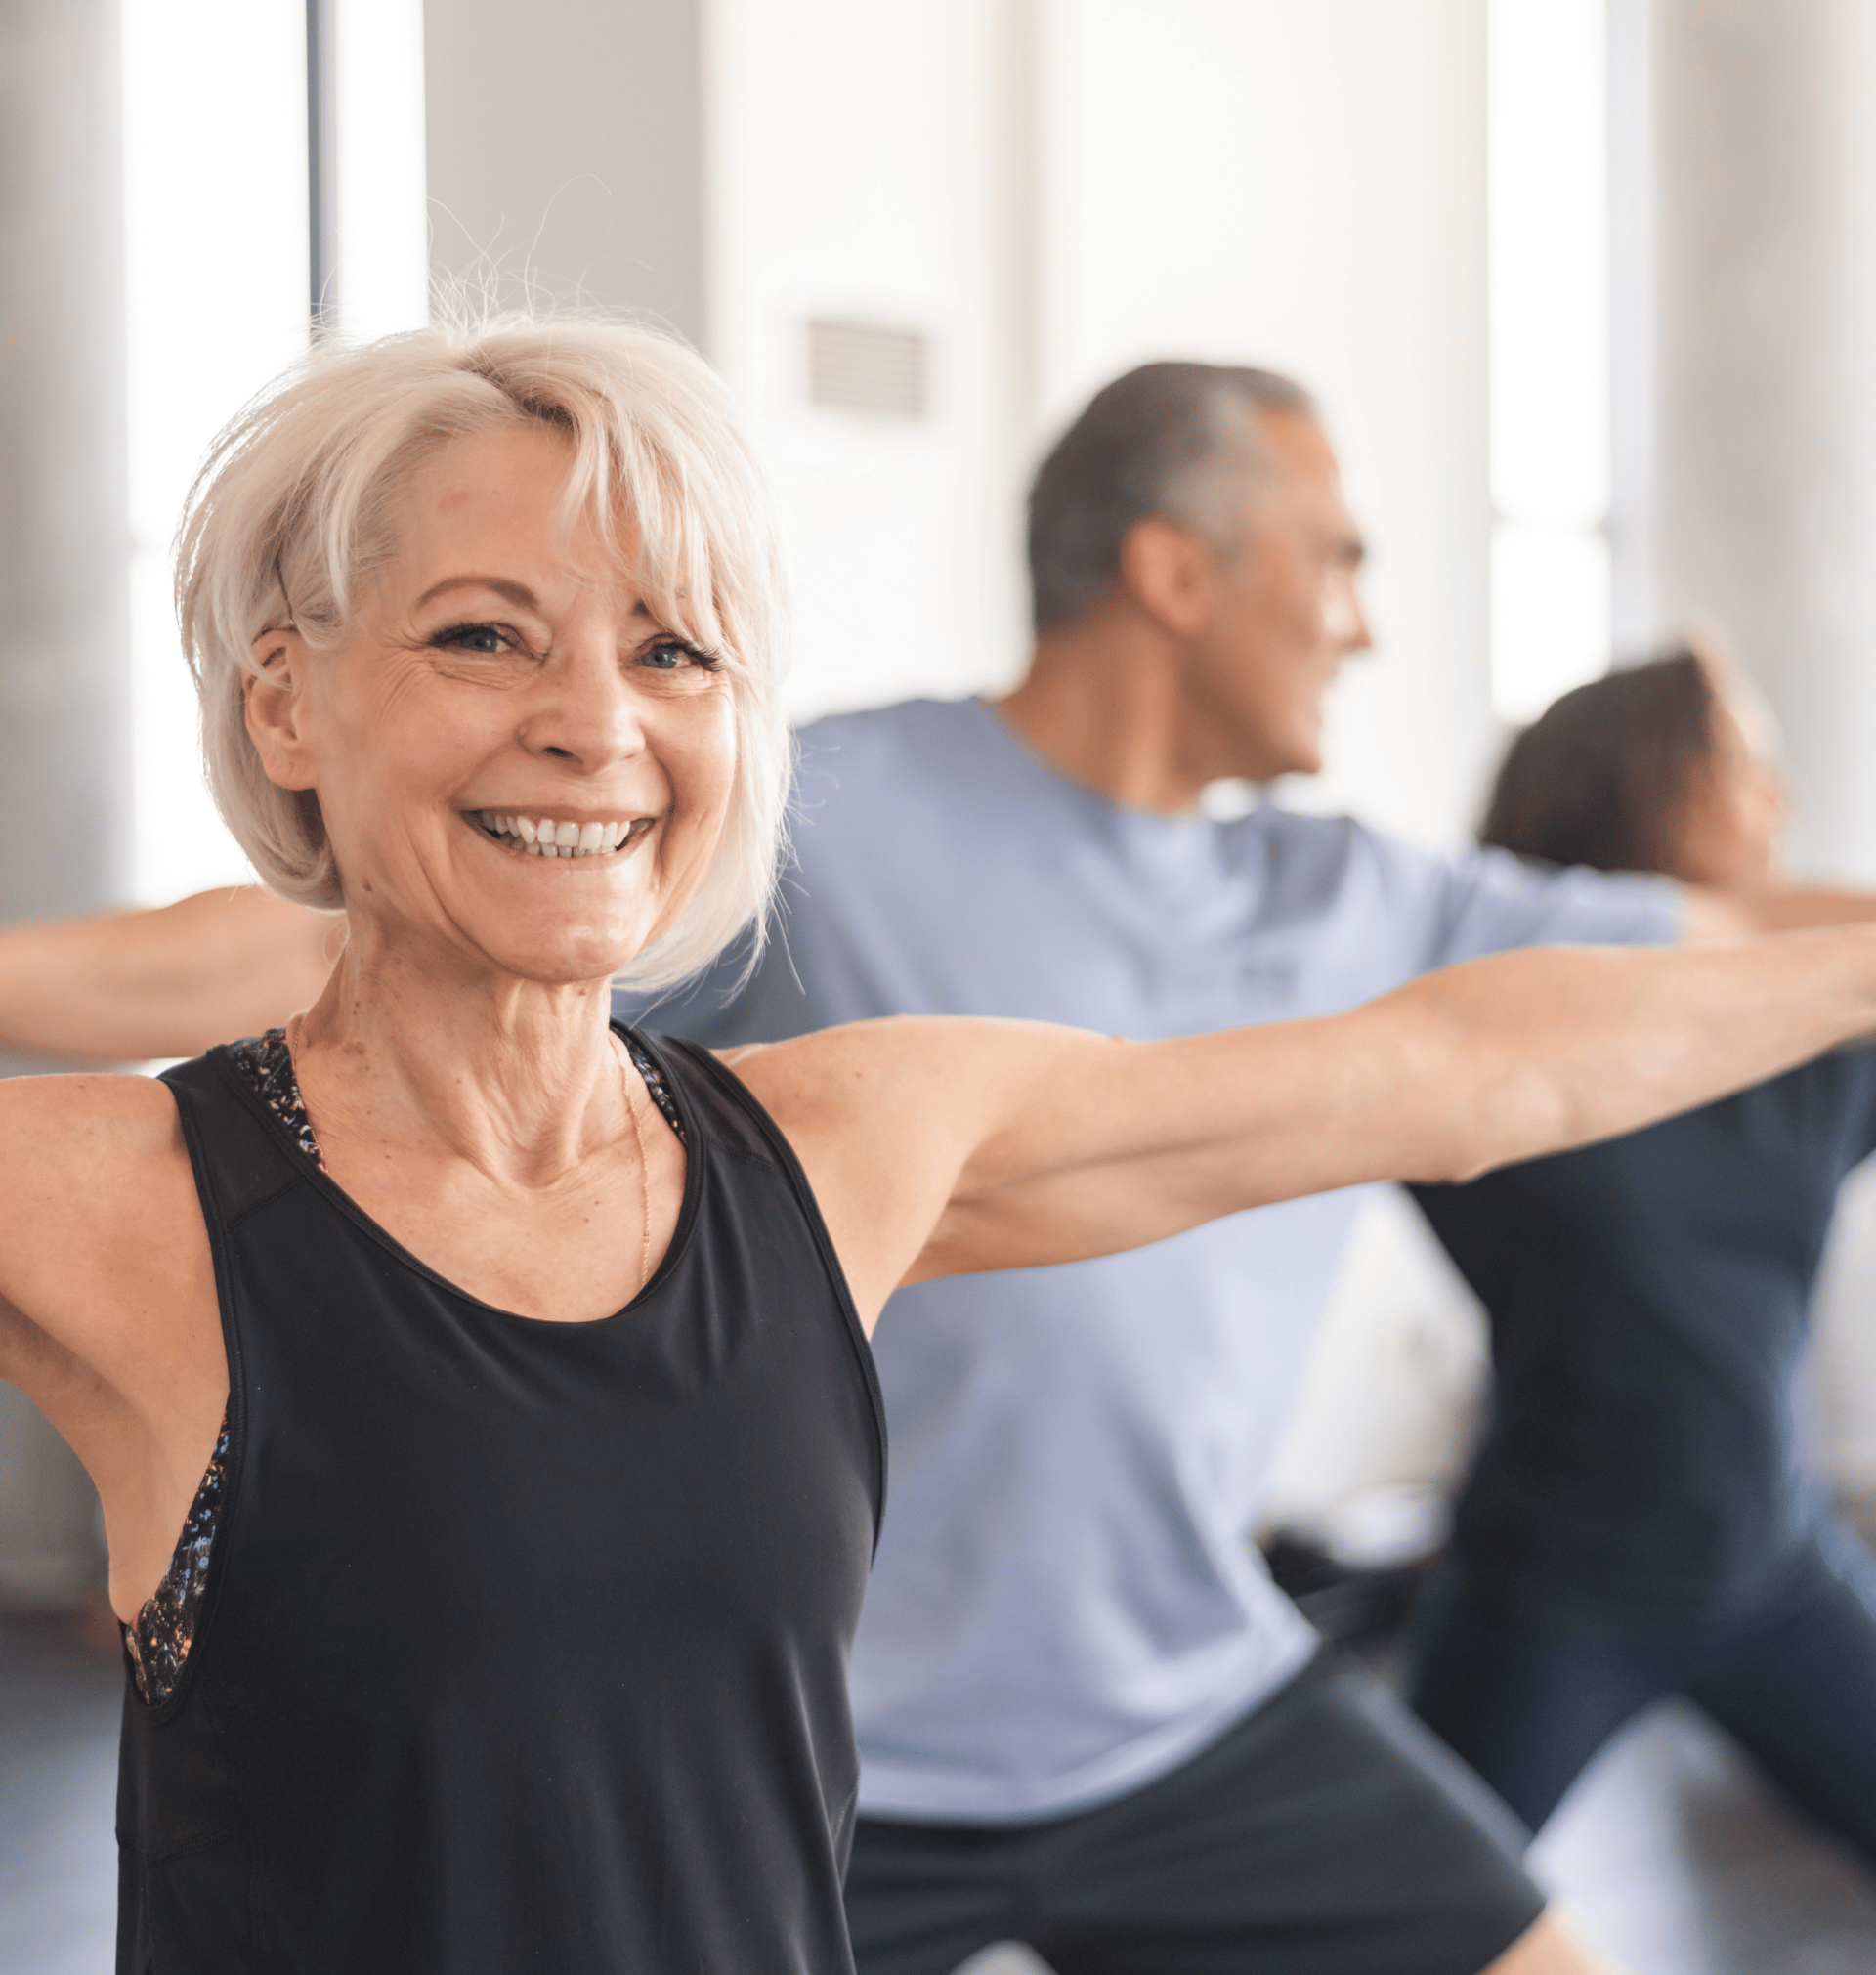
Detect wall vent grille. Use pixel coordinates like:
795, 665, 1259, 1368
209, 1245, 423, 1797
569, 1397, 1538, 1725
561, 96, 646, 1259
807, 319, 929, 419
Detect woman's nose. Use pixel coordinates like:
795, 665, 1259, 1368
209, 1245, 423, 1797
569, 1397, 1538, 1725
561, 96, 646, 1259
517, 644, 646, 771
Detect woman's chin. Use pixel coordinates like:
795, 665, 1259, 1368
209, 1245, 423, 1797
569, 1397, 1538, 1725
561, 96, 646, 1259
494, 940, 645, 989
450, 914, 655, 991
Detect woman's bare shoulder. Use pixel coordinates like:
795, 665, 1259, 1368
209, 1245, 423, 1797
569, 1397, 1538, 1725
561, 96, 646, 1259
716, 1015, 1073, 1109
0, 1067, 187, 1165
713, 1021, 934, 1118
0, 1071, 209, 1389
0, 1071, 194, 1294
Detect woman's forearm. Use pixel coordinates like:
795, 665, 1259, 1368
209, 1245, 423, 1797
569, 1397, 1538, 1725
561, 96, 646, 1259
1386, 927, 1876, 1183
894, 926, 1876, 1290
1157, 926, 1876, 1211
0, 887, 339, 1061
1684, 883, 1876, 940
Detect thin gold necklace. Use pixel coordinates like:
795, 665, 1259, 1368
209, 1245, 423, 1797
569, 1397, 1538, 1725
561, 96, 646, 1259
615, 1034, 654, 1294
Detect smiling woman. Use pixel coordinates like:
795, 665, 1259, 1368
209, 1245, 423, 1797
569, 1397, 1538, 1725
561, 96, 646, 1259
7, 318, 1876, 1975
180, 320, 790, 989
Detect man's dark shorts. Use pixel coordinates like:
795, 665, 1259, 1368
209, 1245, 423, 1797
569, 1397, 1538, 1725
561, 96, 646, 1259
844, 1652, 1546, 1975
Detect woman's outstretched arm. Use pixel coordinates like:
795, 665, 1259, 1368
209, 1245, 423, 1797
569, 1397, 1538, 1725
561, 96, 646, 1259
741, 926, 1876, 1329
0, 887, 338, 1061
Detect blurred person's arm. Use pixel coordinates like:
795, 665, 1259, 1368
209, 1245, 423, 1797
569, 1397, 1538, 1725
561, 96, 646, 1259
0, 887, 339, 1061
1684, 885, 1876, 941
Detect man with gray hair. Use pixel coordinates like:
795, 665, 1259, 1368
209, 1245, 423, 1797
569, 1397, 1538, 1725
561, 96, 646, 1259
2, 360, 1863, 1973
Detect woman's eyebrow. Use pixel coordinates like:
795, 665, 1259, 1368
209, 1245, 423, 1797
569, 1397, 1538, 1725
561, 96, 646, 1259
413, 575, 540, 610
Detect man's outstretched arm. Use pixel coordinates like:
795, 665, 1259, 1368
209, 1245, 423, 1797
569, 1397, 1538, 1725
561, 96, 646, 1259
0, 887, 339, 1061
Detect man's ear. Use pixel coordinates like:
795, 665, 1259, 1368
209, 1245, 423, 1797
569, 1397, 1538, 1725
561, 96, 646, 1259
243, 628, 319, 791
1115, 518, 1218, 640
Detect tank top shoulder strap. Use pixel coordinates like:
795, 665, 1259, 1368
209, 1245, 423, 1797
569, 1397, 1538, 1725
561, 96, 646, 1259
630, 1028, 792, 1168
159, 1048, 315, 1227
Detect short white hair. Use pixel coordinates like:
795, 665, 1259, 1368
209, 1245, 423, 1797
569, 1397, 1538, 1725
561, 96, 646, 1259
176, 315, 791, 992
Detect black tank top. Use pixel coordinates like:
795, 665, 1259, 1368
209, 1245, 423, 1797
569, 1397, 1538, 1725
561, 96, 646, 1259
117, 1027, 885, 1974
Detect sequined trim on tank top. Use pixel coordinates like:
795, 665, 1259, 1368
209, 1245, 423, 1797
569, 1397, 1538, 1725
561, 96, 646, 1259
127, 1026, 683, 1705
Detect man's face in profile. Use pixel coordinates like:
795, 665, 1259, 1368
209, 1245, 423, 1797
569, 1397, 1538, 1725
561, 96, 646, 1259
1186, 410, 1372, 785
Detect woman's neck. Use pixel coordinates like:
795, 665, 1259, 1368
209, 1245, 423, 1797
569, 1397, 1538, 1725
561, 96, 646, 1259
289, 928, 631, 1188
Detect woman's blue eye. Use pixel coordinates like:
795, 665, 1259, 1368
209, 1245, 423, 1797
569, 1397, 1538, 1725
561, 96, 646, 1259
642, 639, 714, 671
433, 623, 507, 655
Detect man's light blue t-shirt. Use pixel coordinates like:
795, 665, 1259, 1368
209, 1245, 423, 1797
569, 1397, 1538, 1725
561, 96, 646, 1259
628, 696, 1682, 1824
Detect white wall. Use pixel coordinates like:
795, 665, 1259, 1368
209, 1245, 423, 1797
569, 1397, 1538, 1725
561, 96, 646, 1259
425, 0, 704, 339
1629, 0, 1876, 886
704, 0, 1036, 723
1036, 0, 1496, 849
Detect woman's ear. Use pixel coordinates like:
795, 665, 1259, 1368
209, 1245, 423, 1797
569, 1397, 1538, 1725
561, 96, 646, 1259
243, 629, 320, 791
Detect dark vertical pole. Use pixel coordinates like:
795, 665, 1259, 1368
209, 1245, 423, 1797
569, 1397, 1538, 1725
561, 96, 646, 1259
307, 0, 338, 335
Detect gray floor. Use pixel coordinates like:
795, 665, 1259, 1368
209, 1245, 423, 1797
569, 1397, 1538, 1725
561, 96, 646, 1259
1529, 1699, 1876, 1973
9, 1613, 1876, 1975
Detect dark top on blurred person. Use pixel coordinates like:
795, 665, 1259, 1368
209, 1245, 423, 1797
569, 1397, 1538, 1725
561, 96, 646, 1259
1414, 650, 1876, 1624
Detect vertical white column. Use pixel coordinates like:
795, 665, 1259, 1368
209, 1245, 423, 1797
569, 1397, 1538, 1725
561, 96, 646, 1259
0, 0, 132, 1607
1621, 0, 1876, 880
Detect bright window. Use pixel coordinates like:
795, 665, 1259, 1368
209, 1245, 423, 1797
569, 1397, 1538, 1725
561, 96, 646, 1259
1487, 0, 1610, 725
328, 0, 431, 344
121, 1, 427, 904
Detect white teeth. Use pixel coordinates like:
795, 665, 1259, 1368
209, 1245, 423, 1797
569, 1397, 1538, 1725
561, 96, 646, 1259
476, 810, 643, 855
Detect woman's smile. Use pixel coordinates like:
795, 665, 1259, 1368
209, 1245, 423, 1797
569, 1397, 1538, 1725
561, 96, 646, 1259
466, 808, 657, 860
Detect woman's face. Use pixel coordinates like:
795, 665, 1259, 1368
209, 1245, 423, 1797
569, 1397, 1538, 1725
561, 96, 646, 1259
245, 419, 738, 987
1669, 693, 1785, 890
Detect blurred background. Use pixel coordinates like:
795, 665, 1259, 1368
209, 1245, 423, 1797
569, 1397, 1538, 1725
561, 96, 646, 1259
8, 1, 1876, 1967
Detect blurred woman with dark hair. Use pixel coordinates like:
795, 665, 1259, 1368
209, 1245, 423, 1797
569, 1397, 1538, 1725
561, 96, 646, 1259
1409, 647, 1876, 1866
